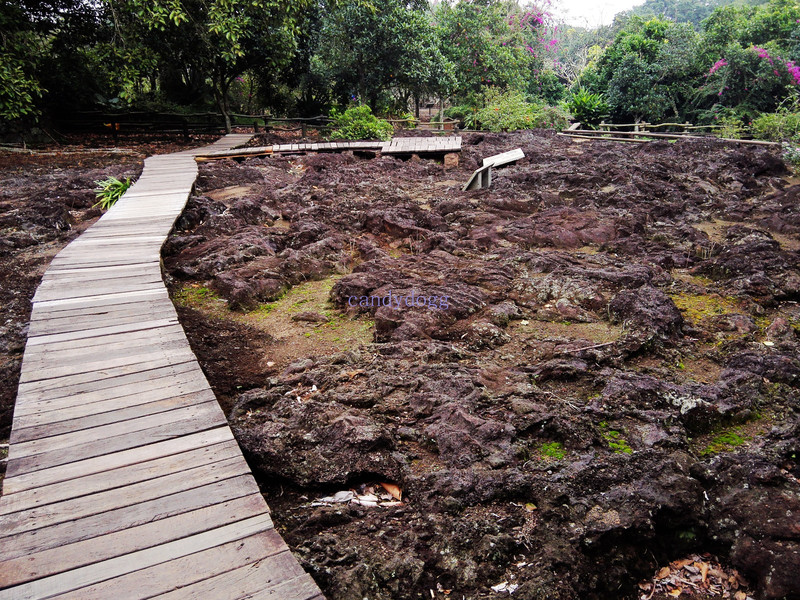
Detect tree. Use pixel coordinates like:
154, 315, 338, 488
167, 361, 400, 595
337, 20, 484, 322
312, 0, 453, 113
106, 0, 314, 131
590, 16, 703, 122
434, 0, 548, 103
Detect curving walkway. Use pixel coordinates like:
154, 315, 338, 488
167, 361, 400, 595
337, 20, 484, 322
0, 135, 324, 599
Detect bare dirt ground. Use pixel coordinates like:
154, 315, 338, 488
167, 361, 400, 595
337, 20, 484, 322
162, 130, 800, 600
0, 133, 222, 474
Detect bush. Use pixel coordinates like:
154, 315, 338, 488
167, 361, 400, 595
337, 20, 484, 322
751, 111, 800, 141
329, 105, 394, 140
782, 138, 800, 168
93, 176, 132, 209
467, 87, 568, 132
566, 88, 609, 128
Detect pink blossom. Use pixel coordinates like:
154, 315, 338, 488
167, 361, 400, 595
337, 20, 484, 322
709, 59, 727, 75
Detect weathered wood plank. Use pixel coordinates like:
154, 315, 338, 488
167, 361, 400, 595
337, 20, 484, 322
15, 358, 198, 405
0, 459, 253, 536
6, 403, 225, 477
55, 530, 291, 600
0, 440, 243, 513
11, 388, 217, 443
10, 400, 222, 459
155, 552, 310, 600
0, 513, 275, 600
0, 495, 270, 588
13, 368, 206, 421
0, 474, 260, 558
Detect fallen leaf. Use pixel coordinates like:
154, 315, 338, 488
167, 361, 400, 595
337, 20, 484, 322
656, 567, 672, 579
668, 589, 682, 597
671, 559, 693, 569
698, 561, 709, 583
380, 482, 402, 501
735, 592, 746, 600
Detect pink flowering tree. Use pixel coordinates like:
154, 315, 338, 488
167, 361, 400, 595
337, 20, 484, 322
698, 43, 799, 121
434, 0, 553, 104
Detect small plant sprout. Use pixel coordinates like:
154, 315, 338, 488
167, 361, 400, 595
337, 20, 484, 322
93, 176, 132, 209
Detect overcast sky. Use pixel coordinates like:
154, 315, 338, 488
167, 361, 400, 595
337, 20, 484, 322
551, 0, 646, 27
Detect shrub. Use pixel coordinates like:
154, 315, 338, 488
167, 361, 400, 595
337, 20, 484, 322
751, 111, 800, 141
566, 88, 609, 128
93, 176, 132, 209
329, 105, 393, 141
467, 87, 568, 132
782, 139, 800, 168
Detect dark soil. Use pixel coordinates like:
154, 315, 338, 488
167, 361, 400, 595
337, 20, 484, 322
0, 134, 221, 452
162, 130, 796, 599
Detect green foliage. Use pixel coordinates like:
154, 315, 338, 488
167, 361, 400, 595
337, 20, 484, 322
435, 0, 549, 101
752, 110, 800, 140
566, 88, 609, 127
467, 87, 568, 132
0, 52, 44, 120
93, 176, 132, 210
529, 69, 567, 104
599, 421, 634, 454
540, 441, 566, 460
781, 139, 800, 167
700, 427, 748, 456
329, 105, 393, 141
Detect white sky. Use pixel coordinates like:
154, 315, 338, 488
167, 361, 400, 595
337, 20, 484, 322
550, 0, 646, 27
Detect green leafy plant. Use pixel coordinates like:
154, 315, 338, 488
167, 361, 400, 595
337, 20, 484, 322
752, 111, 800, 141
467, 87, 568, 132
329, 105, 394, 141
566, 88, 609, 128
93, 176, 132, 209
782, 138, 800, 168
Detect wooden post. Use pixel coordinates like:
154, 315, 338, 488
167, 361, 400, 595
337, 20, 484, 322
253, 120, 259, 133
182, 120, 189, 143
302, 122, 307, 138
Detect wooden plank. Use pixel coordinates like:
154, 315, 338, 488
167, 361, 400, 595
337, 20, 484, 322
11, 388, 217, 443
55, 531, 291, 600
155, 553, 310, 600
15, 360, 199, 405
249, 574, 323, 600
21, 327, 186, 365
1, 425, 234, 495
16, 352, 194, 397
483, 148, 524, 167
26, 307, 178, 338
24, 317, 180, 345
0, 513, 275, 600
10, 400, 221, 459
0, 460, 253, 537
13, 367, 206, 420
0, 440, 243, 513
5, 403, 225, 477
0, 474, 260, 558
0, 495, 270, 588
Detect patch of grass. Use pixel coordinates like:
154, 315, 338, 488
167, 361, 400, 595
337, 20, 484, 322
540, 441, 566, 460
599, 421, 633, 454
174, 285, 224, 307
700, 427, 749, 456
670, 292, 742, 324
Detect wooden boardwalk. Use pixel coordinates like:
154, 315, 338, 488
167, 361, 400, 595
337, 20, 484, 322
196, 135, 462, 160
0, 135, 324, 600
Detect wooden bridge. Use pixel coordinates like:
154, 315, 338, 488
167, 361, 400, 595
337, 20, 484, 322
0, 135, 324, 599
